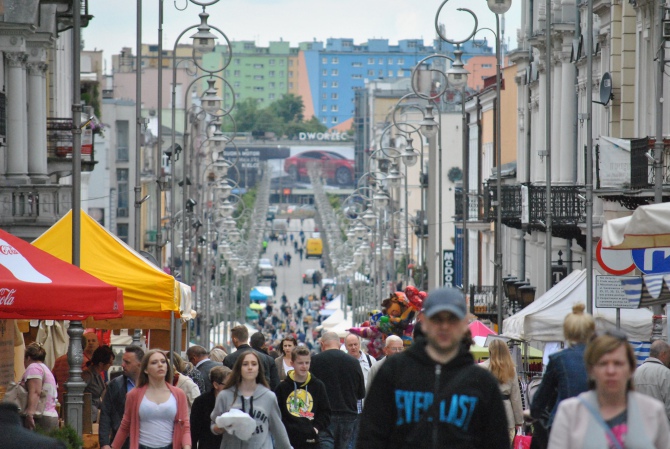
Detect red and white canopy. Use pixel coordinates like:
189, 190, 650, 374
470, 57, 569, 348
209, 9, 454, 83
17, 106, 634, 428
0, 228, 123, 320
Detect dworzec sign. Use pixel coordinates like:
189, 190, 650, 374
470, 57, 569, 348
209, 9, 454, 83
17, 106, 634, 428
298, 132, 349, 141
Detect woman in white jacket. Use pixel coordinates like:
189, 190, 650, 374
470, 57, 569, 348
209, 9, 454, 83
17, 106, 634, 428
549, 330, 670, 449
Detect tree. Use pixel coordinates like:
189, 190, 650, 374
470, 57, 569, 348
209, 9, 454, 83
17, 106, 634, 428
268, 93, 304, 123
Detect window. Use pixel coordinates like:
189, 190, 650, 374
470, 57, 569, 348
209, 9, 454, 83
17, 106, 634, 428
388, 58, 394, 64
116, 224, 129, 243
234, 58, 241, 65
234, 70, 240, 76
322, 69, 327, 76
280, 59, 285, 66
322, 57, 328, 64
116, 120, 129, 162
332, 81, 338, 88
331, 105, 338, 111
322, 81, 327, 88
331, 93, 338, 99
368, 70, 374, 76
352, 61, 362, 68
224, 70, 230, 77
253, 75, 264, 80
352, 74, 362, 79
322, 93, 327, 99
322, 105, 327, 112
269, 93, 275, 100
253, 63, 263, 69
288, 60, 294, 67
398, 58, 405, 65
235, 93, 240, 99
269, 82, 275, 88
289, 82, 294, 88
388, 70, 394, 77
481, 64, 493, 68
331, 117, 338, 123
116, 169, 129, 216
368, 57, 374, 64
378, 58, 384, 64
279, 82, 285, 88
379, 70, 383, 76
269, 71, 275, 77
269, 59, 275, 66
397, 70, 404, 77
332, 57, 339, 64
234, 81, 240, 88
322, 118, 327, 124
279, 71, 284, 77
254, 86, 265, 91
331, 69, 338, 76
289, 71, 294, 78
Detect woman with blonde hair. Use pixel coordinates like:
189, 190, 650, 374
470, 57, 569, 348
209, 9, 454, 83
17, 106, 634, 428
112, 349, 191, 449
480, 339, 523, 444
530, 303, 595, 446
549, 330, 670, 448
209, 347, 227, 363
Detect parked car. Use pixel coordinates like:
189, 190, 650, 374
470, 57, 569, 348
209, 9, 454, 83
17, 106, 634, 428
284, 150, 355, 185
258, 258, 276, 280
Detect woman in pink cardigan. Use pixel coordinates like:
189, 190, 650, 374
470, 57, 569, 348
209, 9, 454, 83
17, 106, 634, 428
112, 349, 191, 449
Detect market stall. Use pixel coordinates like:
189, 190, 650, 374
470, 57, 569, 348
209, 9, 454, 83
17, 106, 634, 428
33, 211, 191, 330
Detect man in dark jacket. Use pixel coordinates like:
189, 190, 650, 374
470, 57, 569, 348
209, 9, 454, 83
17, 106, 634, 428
275, 346, 331, 449
357, 287, 509, 449
311, 331, 365, 449
99, 345, 144, 449
0, 403, 66, 449
224, 326, 279, 389
187, 345, 222, 393
191, 365, 230, 449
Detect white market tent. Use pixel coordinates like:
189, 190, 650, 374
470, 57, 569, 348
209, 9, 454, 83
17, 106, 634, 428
602, 202, 670, 250
503, 269, 653, 342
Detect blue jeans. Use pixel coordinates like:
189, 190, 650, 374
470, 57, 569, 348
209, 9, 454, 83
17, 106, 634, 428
319, 412, 358, 449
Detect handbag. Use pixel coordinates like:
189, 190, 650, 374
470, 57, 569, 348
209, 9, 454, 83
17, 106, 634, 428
2, 365, 48, 416
513, 428, 532, 449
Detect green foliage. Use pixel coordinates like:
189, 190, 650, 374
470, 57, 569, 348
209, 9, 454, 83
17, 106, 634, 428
236, 187, 258, 233
225, 94, 327, 138
36, 423, 83, 449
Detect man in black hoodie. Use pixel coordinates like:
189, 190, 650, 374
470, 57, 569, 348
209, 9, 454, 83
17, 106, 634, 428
357, 287, 509, 449
275, 346, 331, 448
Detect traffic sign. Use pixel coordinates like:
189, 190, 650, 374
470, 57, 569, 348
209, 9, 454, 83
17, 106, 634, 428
595, 240, 635, 275
631, 247, 670, 274
596, 275, 640, 309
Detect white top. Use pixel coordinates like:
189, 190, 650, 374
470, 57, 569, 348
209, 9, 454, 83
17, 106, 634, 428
283, 358, 293, 377
138, 393, 177, 447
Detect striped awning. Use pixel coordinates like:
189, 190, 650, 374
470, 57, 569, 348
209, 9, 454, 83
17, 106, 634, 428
621, 273, 670, 308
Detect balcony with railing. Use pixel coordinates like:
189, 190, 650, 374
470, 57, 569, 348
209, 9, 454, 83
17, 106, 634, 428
454, 188, 487, 227
47, 118, 97, 172
484, 183, 586, 243
0, 184, 72, 237
597, 136, 670, 209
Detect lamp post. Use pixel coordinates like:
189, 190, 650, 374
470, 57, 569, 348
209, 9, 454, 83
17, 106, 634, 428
485, 0, 512, 332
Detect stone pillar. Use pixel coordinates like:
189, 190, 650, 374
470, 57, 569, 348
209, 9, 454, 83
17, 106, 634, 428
26, 62, 48, 184
560, 51, 576, 183
5, 52, 29, 183
65, 321, 85, 435
551, 54, 562, 183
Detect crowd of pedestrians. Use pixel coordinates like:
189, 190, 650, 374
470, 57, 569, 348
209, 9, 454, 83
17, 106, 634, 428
8, 286, 670, 449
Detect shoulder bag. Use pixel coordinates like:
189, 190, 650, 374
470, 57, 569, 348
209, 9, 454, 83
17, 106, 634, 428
2, 364, 48, 416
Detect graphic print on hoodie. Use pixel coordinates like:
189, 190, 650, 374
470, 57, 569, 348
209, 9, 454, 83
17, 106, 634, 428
275, 371, 331, 449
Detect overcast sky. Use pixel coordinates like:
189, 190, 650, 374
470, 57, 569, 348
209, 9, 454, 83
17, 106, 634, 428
84, 0, 522, 71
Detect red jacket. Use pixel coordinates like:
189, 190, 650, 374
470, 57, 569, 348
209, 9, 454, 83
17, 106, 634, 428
111, 383, 191, 449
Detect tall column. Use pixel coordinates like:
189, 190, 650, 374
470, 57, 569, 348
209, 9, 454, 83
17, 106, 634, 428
5, 52, 29, 184
560, 50, 576, 183
26, 62, 48, 184
551, 55, 562, 183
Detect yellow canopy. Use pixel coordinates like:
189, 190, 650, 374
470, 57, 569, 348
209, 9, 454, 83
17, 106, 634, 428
33, 211, 181, 328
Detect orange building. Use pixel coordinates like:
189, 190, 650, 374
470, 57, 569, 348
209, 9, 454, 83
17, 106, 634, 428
465, 55, 497, 92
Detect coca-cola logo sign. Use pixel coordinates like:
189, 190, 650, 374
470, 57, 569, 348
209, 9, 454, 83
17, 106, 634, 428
0, 245, 18, 256
0, 288, 16, 305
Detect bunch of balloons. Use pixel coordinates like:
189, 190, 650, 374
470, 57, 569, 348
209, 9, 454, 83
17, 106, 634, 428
348, 286, 427, 358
